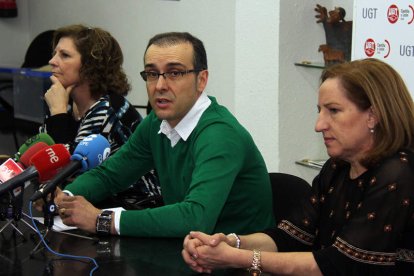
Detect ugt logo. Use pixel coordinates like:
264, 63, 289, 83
387, 4, 399, 24
364, 39, 376, 57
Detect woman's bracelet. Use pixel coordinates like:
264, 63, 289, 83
227, 233, 241, 249
248, 249, 262, 276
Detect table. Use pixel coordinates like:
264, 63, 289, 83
0, 183, 250, 275
0, 220, 250, 275
0, 212, 246, 275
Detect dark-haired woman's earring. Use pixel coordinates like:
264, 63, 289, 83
369, 128, 374, 133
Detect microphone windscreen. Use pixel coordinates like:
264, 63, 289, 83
0, 158, 24, 184
30, 144, 71, 182
0, 159, 25, 197
19, 142, 48, 168
71, 134, 111, 172
15, 133, 55, 161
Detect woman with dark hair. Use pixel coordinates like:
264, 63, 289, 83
182, 58, 414, 275
41, 24, 161, 207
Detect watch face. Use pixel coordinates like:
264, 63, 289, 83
97, 211, 112, 235
97, 218, 111, 232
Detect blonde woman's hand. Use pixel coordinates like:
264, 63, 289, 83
182, 231, 231, 273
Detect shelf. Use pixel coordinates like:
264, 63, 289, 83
295, 159, 327, 170
294, 62, 325, 69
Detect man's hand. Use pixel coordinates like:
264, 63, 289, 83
57, 195, 101, 233
32, 186, 64, 212
315, 4, 328, 23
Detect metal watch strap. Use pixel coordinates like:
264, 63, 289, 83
248, 249, 262, 276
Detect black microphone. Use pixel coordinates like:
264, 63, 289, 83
30, 134, 111, 201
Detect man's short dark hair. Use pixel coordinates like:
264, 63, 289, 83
144, 32, 208, 71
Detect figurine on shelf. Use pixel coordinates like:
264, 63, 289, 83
315, 4, 352, 66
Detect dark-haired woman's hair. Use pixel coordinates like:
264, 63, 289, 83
53, 24, 130, 99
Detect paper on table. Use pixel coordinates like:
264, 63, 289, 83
32, 216, 77, 232
32, 207, 125, 232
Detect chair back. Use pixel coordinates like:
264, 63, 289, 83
269, 172, 312, 223
21, 30, 55, 68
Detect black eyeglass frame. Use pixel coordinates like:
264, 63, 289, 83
139, 69, 203, 82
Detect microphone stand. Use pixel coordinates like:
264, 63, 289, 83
0, 185, 37, 238
30, 185, 59, 257
30, 185, 97, 257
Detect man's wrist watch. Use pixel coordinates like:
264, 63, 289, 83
96, 210, 113, 236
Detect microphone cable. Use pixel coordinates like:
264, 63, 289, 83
28, 201, 99, 275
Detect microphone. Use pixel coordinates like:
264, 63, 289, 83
19, 142, 49, 168
0, 158, 24, 220
0, 144, 71, 197
14, 133, 55, 162
0, 142, 50, 196
0, 158, 24, 184
30, 134, 111, 201
0, 158, 25, 197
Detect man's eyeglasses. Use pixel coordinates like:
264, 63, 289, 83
140, 69, 201, 82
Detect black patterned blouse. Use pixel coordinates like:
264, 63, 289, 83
265, 150, 414, 275
41, 93, 162, 202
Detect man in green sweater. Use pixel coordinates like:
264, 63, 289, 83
55, 32, 275, 237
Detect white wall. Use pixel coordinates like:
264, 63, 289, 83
234, 0, 280, 175
0, 0, 29, 67
278, 0, 354, 183
0, 0, 354, 184
25, 0, 236, 111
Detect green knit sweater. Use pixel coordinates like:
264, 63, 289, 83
65, 96, 275, 237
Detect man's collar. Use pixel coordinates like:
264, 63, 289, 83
158, 92, 211, 147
